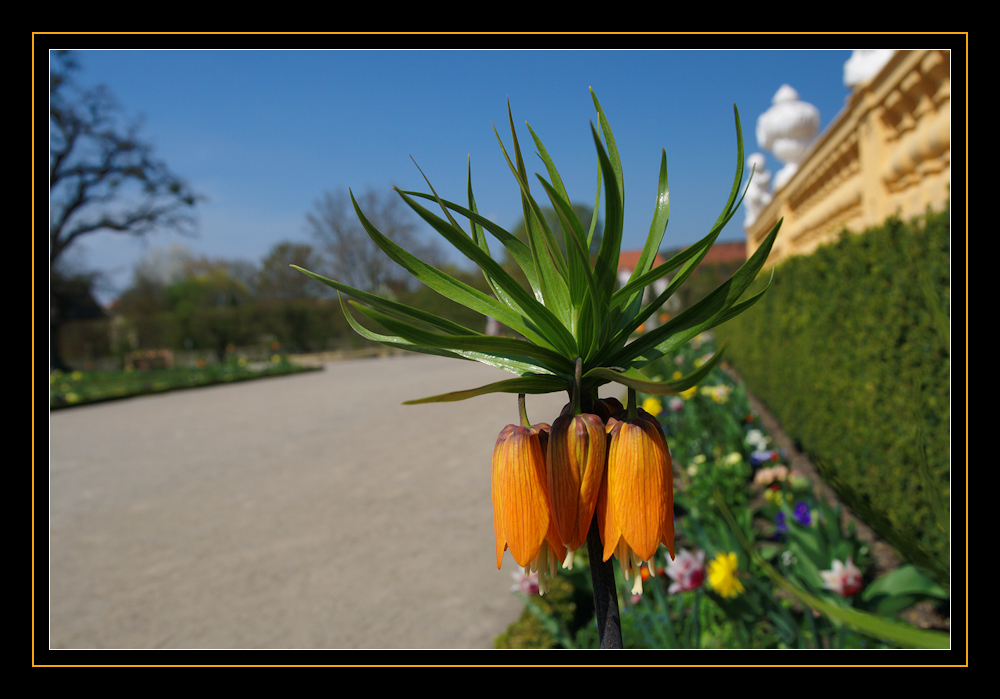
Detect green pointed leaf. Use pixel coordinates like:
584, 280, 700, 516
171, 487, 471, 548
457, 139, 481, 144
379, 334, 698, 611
610, 217, 781, 368
590, 89, 624, 201
584, 340, 727, 395
395, 165, 533, 323
610, 236, 710, 311
335, 292, 468, 361
338, 295, 557, 376
492, 113, 574, 330
710, 104, 746, 232
393, 188, 578, 359
526, 122, 572, 210
588, 160, 602, 250
507, 103, 570, 280
348, 189, 566, 353
590, 122, 624, 309
403, 374, 570, 404
352, 301, 574, 376
466, 159, 488, 253
463, 159, 516, 311
619, 149, 670, 321
526, 121, 594, 315
399, 190, 540, 295
292, 264, 478, 337
535, 176, 602, 350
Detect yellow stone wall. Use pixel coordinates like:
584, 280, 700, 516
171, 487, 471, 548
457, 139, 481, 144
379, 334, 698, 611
746, 49, 951, 265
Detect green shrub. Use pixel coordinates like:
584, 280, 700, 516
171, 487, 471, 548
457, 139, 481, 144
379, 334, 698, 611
720, 206, 950, 585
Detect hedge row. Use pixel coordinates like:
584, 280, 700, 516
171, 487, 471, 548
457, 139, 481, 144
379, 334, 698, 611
719, 206, 951, 584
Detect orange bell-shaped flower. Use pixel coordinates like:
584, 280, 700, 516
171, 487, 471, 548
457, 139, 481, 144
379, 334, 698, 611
546, 412, 606, 551
491, 422, 566, 576
599, 410, 675, 584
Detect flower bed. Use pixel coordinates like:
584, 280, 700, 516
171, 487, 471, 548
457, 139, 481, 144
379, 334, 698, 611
49, 354, 320, 410
496, 332, 949, 649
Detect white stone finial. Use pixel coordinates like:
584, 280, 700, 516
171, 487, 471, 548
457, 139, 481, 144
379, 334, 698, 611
756, 84, 820, 190
843, 50, 895, 88
743, 153, 772, 229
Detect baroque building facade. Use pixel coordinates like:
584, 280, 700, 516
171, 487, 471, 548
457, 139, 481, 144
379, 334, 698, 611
744, 49, 951, 265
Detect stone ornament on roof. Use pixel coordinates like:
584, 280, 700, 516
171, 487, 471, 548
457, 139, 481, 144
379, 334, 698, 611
756, 84, 820, 191
743, 152, 772, 229
843, 49, 896, 88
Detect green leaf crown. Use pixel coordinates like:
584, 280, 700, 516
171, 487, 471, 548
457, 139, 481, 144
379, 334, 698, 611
294, 89, 781, 404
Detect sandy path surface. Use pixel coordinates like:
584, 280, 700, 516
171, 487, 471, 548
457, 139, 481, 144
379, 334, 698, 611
48, 354, 569, 650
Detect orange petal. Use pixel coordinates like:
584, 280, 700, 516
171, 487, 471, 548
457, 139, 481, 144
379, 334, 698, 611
605, 416, 672, 562
546, 413, 606, 551
490, 424, 552, 569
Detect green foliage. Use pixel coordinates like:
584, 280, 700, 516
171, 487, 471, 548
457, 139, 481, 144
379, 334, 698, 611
508, 203, 604, 261
720, 207, 951, 585
294, 90, 780, 405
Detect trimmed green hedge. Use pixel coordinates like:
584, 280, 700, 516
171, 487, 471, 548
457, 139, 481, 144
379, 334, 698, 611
720, 206, 950, 584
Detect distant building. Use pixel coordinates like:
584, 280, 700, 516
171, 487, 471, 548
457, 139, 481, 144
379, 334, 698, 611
745, 49, 951, 265
695, 240, 747, 267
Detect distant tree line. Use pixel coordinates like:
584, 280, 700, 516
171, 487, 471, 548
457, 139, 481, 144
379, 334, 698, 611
59, 183, 511, 368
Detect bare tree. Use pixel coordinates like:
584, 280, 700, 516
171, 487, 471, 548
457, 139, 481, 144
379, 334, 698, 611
49, 50, 201, 370
306, 187, 439, 294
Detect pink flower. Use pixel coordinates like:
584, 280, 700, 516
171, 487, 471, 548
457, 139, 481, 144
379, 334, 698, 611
664, 548, 706, 593
510, 569, 540, 596
820, 557, 863, 597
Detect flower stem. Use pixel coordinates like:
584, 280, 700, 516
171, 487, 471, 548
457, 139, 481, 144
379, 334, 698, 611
518, 393, 530, 428
569, 357, 583, 416
586, 515, 623, 648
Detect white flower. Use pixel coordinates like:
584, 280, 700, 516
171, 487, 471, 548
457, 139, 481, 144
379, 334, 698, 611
820, 557, 863, 597
745, 428, 769, 451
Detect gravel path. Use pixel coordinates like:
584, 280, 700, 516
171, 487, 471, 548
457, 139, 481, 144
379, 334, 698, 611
48, 354, 569, 649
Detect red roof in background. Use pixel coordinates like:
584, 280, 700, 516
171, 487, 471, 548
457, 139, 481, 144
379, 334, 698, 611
617, 250, 666, 273
617, 241, 746, 273
692, 240, 747, 265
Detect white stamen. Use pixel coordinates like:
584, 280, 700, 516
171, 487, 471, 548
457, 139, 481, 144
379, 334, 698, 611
562, 549, 575, 570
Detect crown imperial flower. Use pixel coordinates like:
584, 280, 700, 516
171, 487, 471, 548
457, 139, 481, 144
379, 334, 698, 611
599, 408, 675, 592
546, 412, 607, 552
490, 422, 565, 589
294, 89, 780, 645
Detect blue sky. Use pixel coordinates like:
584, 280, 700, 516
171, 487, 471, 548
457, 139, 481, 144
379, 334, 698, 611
54, 49, 861, 304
